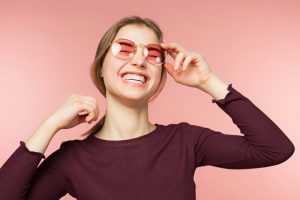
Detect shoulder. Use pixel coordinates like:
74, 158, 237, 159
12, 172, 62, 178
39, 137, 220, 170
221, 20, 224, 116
38, 139, 84, 174
56, 138, 91, 156
59, 139, 81, 149
159, 122, 208, 142
40, 139, 84, 166
161, 121, 207, 132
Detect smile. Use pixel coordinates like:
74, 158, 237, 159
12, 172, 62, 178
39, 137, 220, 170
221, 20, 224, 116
122, 73, 147, 84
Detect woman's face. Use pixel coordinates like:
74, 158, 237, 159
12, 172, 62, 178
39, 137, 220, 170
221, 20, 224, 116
102, 24, 163, 105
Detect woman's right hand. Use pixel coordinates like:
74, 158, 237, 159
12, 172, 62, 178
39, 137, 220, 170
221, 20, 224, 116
45, 94, 100, 131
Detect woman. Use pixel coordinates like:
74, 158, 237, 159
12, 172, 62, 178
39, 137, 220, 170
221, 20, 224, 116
0, 15, 295, 200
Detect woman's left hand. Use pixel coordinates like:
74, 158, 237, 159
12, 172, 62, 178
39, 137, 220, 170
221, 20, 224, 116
160, 42, 213, 88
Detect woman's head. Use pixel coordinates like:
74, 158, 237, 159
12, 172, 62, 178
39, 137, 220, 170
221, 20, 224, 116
90, 16, 167, 102
101, 24, 166, 106
81, 15, 167, 137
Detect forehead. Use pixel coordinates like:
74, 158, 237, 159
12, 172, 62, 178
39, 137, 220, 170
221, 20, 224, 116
114, 24, 160, 45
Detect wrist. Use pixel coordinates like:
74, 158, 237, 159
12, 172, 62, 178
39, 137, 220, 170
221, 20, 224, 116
25, 118, 59, 154
43, 117, 61, 134
197, 73, 230, 100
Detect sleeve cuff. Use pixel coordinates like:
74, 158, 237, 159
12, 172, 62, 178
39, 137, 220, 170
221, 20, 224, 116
211, 83, 234, 105
20, 141, 46, 159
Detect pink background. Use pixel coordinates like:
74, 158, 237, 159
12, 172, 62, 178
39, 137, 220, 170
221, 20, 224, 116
0, 0, 299, 199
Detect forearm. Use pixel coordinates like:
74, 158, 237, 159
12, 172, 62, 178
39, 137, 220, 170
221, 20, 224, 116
0, 119, 56, 199
195, 78, 295, 168
197, 73, 230, 100
25, 118, 59, 155
0, 119, 60, 199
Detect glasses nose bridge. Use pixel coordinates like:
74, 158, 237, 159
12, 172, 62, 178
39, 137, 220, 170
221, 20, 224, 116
132, 43, 148, 61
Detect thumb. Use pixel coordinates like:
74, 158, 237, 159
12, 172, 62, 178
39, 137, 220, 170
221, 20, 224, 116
164, 62, 176, 76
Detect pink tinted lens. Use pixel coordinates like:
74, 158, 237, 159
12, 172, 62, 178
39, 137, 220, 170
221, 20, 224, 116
112, 40, 135, 60
146, 44, 165, 64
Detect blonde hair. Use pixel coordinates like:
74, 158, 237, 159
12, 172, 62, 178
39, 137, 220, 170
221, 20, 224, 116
81, 15, 167, 138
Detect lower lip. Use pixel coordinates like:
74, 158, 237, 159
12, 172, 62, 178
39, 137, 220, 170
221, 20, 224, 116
120, 77, 148, 88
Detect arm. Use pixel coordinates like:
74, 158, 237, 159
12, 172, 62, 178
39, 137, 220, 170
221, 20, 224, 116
0, 120, 71, 199
188, 75, 295, 169
197, 73, 230, 101
160, 39, 295, 168
26, 141, 73, 199
24, 118, 59, 155
0, 92, 97, 199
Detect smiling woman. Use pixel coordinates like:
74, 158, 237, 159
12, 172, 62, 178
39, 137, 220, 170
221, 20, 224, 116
0, 15, 295, 200
82, 17, 169, 139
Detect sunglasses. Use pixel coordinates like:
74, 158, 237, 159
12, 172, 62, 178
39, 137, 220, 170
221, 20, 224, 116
109, 38, 168, 65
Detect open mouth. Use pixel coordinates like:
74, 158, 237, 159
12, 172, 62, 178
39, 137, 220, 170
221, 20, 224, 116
121, 73, 148, 84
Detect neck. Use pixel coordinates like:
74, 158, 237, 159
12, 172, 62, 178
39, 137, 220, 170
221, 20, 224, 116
94, 92, 155, 140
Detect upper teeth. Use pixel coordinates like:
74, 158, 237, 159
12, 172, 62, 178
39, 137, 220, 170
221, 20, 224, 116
122, 74, 146, 83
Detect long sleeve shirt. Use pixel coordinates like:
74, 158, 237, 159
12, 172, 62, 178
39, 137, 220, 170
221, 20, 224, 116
0, 84, 295, 200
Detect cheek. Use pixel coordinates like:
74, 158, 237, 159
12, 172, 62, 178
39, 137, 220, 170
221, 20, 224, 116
154, 66, 163, 80
103, 54, 126, 76
150, 67, 163, 89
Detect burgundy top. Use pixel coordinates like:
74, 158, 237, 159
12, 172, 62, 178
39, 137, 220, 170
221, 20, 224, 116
0, 84, 295, 200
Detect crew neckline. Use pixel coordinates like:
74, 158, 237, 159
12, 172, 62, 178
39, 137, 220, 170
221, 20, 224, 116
86, 123, 162, 146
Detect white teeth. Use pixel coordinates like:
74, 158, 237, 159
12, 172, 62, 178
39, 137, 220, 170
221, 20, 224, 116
122, 74, 146, 84
125, 79, 144, 84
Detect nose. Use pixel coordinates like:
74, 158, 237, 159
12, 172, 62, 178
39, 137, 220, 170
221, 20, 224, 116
130, 46, 147, 66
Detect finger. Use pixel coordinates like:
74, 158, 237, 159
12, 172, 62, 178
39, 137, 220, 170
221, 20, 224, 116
71, 95, 99, 119
85, 107, 96, 123
161, 42, 186, 53
164, 62, 177, 76
166, 49, 178, 60
182, 55, 193, 71
76, 103, 95, 122
74, 100, 98, 122
164, 62, 183, 82
80, 97, 99, 119
85, 104, 98, 122
77, 101, 97, 120
164, 62, 174, 73
174, 51, 186, 71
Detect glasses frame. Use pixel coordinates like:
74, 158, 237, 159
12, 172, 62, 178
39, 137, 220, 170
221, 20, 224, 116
108, 38, 168, 66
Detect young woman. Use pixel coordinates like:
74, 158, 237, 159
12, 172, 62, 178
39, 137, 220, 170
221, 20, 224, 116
0, 15, 295, 200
